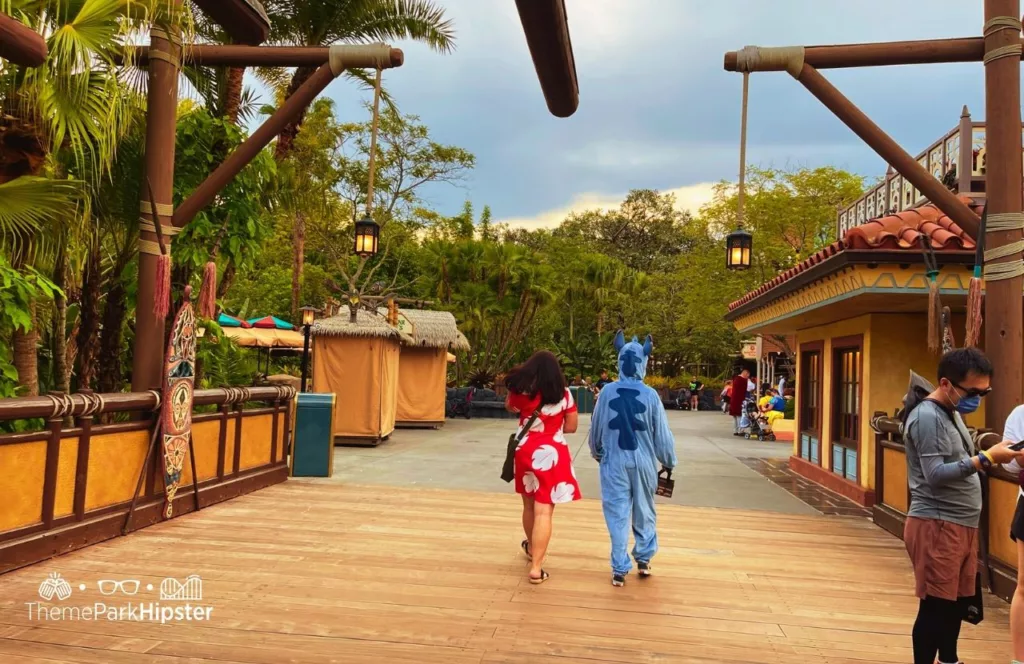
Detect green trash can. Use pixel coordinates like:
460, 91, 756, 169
291, 393, 336, 477
570, 386, 595, 415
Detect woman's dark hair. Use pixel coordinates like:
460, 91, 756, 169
504, 350, 566, 405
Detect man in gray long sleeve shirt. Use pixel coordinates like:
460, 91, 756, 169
902, 348, 1021, 664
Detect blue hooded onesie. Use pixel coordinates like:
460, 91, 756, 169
588, 332, 678, 576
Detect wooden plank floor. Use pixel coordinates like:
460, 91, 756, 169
0, 481, 1013, 663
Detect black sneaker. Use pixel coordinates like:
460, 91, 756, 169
611, 573, 626, 587
637, 561, 652, 578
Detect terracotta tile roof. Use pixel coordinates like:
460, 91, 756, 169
727, 196, 981, 312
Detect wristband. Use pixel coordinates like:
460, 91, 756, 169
979, 450, 993, 470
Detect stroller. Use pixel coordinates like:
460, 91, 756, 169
445, 387, 475, 419
741, 397, 777, 441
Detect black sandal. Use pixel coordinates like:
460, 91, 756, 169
528, 569, 549, 585
521, 539, 532, 560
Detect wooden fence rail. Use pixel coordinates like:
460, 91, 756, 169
0, 386, 296, 574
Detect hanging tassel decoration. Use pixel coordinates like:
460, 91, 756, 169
964, 207, 987, 347
154, 253, 171, 320
147, 180, 172, 320
198, 261, 217, 319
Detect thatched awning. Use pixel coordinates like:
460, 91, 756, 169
377, 308, 470, 351
312, 309, 412, 343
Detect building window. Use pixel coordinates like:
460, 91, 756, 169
798, 343, 823, 464
831, 338, 863, 482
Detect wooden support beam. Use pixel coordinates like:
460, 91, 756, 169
192, 0, 270, 45
724, 36, 1019, 71
795, 64, 981, 239
173, 44, 400, 227
514, 0, 579, 118
0, 12, 46, 67
132, 20, 182, 393
173, 64, 337, 227
982, 0, 1023, 431
128, 44, 405, 68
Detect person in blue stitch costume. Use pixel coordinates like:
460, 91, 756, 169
588, 331, 677, 587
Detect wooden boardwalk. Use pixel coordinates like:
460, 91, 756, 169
0, 481, 1013, 663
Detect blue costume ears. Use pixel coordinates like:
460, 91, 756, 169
643, 335, 653, 357
614, 330, 626, 353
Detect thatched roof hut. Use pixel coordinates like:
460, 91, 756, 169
312, 309, 413, 344
310, 309, 407, 444
397, 309, 471, 351
384, 309, 469, 428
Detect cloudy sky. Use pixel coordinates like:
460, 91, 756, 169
307, 0, 988, 229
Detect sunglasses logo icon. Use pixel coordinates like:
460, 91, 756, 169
97, 580, 140, 596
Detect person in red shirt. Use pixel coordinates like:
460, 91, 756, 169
728, 368, 751, 435
504, 351, 581, 584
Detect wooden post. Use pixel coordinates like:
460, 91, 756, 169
982, 0, 1023, 431
958, 105, 973, 195
796, 63, 981, 238
131, 18, 182, 393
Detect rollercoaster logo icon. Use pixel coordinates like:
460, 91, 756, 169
38, 572, 73, 601
160, 575, 203, 601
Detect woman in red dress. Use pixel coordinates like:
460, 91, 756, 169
505, 351, 582, 584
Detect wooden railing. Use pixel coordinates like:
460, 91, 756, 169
872, 412, 1019, 602
0, 385, 296, 574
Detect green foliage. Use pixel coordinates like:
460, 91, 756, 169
784, 396, 796, 420
0, 255, 61, 401
172, 107, 278, 273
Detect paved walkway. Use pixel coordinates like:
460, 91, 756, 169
331, 410, 820, 515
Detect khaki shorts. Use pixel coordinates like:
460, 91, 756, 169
904, 516, 978, 601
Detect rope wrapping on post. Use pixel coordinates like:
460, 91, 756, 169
735, 45, 806, 78
328, 43, 392, 76
983, 212, 1024, 281
983, 16, 1023, 65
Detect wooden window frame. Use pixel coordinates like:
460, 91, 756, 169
830, 335, 864, 482
798, 341, 824, 465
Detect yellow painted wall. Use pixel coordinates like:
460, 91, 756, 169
881, 447, 908, 513
794, 311, 986, 491
0, 441, 46, 532
239, 414, 274, 471
180, 420, 221, 486
989, 476, 1018, 567
54, 437, 79, 519
85, 430, 149, 510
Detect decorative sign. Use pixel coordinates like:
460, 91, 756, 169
740, 340, 758, 360
161, 295, 196, 519
393, 311, 415, 338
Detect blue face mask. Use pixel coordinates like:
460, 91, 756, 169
955, 395, 981, 415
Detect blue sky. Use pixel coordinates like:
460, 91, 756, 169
276, 0, 990, 228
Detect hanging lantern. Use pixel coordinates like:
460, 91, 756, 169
725, 227, 752, 270
354, 216, 379, 258
300, 305, 317, 327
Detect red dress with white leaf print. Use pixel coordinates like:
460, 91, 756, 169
509, 388, 582, 505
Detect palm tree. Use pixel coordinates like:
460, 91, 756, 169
262, 0, 455, 160
0, 1, 164, 394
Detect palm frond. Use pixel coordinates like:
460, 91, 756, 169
0, 176, 81, 260
337, 0, 455, 53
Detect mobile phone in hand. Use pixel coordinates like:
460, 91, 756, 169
1009, 440, 1024, 451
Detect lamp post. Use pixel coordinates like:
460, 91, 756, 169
299, 306, 316, 392
354, 215, 380, 258
725, 227, 753, 270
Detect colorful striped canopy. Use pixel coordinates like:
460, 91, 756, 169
247, 316, 296, 330
217, 313, 251, 328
